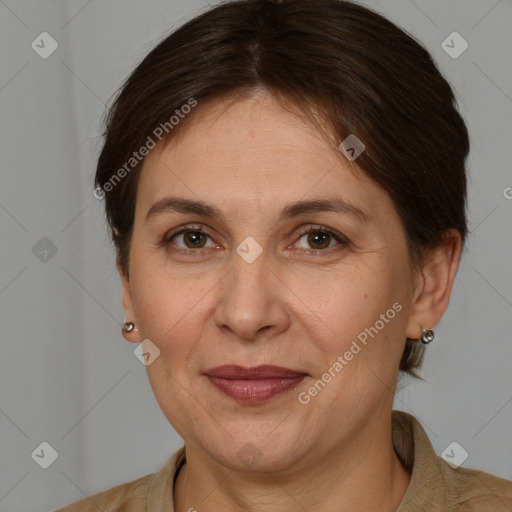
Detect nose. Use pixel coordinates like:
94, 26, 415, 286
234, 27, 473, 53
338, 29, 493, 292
213, 248, 291, 342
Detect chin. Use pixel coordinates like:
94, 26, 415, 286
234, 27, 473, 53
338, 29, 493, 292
198, 426, 311, 473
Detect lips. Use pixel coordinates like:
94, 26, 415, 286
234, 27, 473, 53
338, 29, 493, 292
203, 364, 308, 404
204, 364, 307, 379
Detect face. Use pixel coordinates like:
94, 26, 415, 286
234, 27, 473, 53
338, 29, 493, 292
121, 90, 425, 473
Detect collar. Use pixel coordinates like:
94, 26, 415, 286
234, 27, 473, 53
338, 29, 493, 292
392, 410, 461, 511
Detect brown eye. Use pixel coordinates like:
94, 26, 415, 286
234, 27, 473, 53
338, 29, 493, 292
294, 226, 348, 254
181, 231, 208, 249
159, 223, 218, 254
305, 231, 331, 249
167, 229, 215, 251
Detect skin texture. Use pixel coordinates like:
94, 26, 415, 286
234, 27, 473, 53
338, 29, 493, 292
120, 90, 462, 512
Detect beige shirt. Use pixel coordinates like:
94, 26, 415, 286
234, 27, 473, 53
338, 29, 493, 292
55, 410, 512, 511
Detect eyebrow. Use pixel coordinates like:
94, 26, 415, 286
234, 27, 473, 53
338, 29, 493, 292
144, 196, 371, 225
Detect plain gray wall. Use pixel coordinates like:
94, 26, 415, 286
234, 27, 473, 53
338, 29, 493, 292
0, 1, 511, 510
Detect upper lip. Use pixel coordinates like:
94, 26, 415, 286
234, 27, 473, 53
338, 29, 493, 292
203, 364, 308, 379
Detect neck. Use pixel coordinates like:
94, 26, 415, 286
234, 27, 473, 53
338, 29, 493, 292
174, 412, 411, 512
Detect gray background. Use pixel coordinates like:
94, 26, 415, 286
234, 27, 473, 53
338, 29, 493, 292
0, 0, 511, 510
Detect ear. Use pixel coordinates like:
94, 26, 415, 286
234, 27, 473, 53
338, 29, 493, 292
405, 229, 462, 340
121, 272, 141, 344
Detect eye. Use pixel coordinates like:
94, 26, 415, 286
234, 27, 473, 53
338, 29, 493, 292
292, 225, 348, 255
163, 224, 218, 254
161, 223, 348, 256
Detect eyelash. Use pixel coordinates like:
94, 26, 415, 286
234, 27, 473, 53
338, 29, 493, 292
159, 223, 349, 256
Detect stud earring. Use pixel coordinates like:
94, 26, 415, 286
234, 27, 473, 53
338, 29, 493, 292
122, 321, 138, 333
420, 328, 434, 344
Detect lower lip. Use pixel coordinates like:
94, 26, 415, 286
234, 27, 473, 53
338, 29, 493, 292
206, 375, 306, 404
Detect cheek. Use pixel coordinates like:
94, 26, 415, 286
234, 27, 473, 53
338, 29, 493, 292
129, 258, 215, 366
307, 264, 395, 337
307, 264, 407, 389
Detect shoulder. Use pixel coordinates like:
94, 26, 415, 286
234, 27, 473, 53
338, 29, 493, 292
54, 472, 154, 512
453, 465, 512, 511
54, 445, 186, 512
391, 411, 512, 511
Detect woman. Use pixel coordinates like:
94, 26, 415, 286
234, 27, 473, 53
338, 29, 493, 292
56, 0, 512, 510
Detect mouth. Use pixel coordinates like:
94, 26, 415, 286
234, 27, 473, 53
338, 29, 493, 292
203, 364, 308, 404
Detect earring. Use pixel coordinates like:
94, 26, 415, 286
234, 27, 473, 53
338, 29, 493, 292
122, 321, 138, 333
420, 328, 434, 344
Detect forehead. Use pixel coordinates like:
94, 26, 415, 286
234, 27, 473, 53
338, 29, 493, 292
135, 92, 390, 223
149, 92, 341, 171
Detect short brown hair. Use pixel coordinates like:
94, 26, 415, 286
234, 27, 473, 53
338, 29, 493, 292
95, 0, 470, 377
